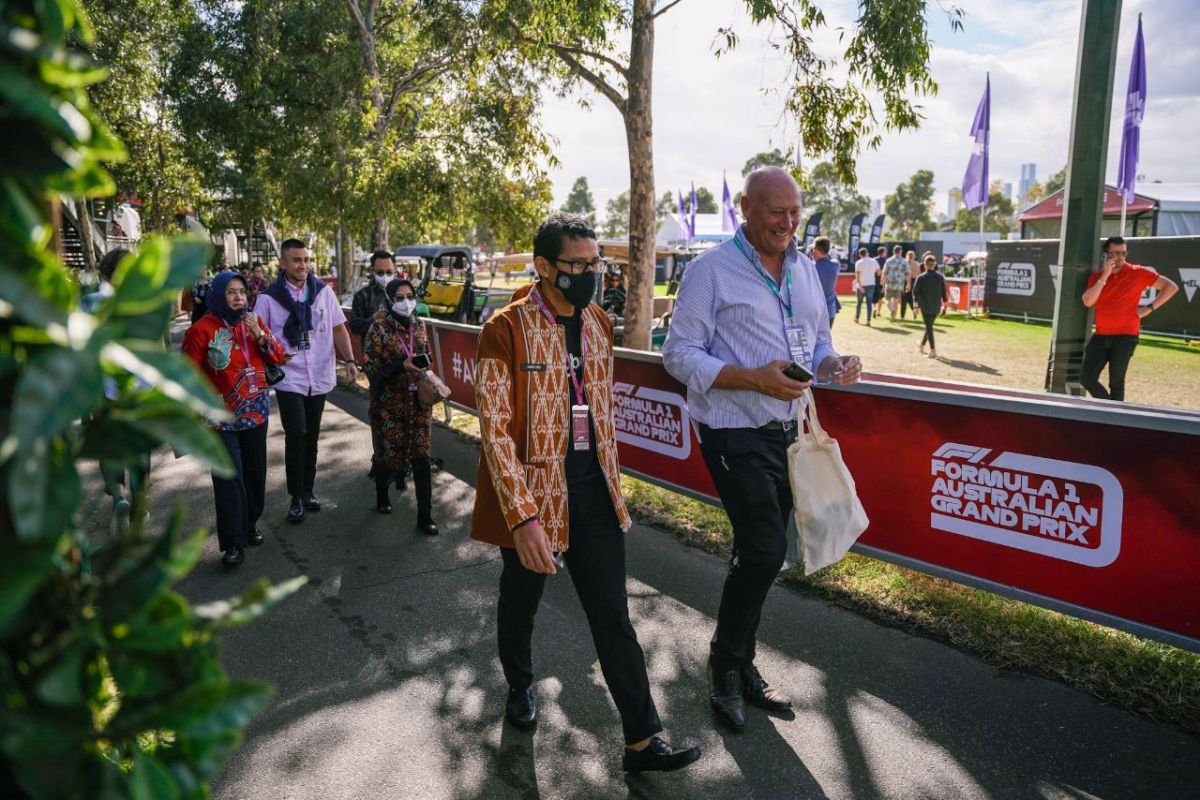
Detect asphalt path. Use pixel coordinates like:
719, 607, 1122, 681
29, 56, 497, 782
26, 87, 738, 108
109, 387, 1200, 800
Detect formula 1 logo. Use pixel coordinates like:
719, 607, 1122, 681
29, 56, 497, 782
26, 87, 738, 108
613, 383, 692, 459
995, 262, 1036, 296
929, 442, 1123, 567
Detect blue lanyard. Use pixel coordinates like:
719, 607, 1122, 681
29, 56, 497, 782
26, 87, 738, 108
733, 236, 794, 323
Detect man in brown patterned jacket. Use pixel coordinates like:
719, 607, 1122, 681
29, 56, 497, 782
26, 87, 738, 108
471, 213, 701, 773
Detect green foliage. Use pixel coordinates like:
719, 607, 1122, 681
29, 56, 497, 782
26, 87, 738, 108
884, 169, 936, 239
563, 176, 596, 218
731, 0, 962, 182
800, 161, 870, 247
1044, 165, 1067, 195
82, 0, 206, 234
654, 191, 676, 224
168, 0, 552, 251
693, 187, 717, 215
954, 180, 1016, 232
1, 2, 303, 796
741, 148, 790, 177
602, 190, 629, 238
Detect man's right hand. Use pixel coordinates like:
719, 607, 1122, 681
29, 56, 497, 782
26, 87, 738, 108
513, 520, 557, 575
1101, 257, 1117, 279
753, 360, 810, 401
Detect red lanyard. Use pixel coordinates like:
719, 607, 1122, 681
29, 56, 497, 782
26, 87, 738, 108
530, 287, 586, 405
228, 319, 253, 365
397, 318, 417, 358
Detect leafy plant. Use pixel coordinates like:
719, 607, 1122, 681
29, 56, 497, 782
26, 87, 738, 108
1, 1, 302, 796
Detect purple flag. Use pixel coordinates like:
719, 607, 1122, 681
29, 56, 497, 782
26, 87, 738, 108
961, 75, 990, 211
1117, 15, 1147, 203
677, 191, 690, 243
689, 182, 697, 241
721, 175, 738, 232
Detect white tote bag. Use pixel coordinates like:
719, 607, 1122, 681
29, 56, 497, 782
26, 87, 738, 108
787, 389, 869, 575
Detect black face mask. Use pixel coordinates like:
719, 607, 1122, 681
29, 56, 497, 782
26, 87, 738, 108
554, 267, 597, 309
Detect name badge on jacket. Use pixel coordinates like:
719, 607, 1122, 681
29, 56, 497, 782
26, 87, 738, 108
520, 362, 546, 372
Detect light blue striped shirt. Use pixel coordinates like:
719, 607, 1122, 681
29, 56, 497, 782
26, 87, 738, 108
662, 225, 838, 429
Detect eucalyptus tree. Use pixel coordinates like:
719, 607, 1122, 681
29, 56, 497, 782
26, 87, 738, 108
480, 0, 960, 348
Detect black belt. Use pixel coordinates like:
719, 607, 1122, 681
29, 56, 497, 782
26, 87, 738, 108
761, 419, 797, 432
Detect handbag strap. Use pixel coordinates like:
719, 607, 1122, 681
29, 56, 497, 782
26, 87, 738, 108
795, 389, 832, 445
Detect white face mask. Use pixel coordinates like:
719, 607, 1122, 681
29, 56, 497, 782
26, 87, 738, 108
374, 273, 394, 288
392, 298, 416, 316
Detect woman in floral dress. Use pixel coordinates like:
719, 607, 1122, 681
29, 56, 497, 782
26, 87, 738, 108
364, 279, 439, 535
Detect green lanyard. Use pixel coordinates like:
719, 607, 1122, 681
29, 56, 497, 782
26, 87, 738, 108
733, 235, 794, 323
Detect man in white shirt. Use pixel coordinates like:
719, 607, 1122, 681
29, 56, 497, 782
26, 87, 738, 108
853, 248, 880, 326
255, 239, 359, 523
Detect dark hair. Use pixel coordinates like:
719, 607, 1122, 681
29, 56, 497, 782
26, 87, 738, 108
280, 238, 307, 256
1103, 235, 1126, 253
385, 278, 416, 301
876, 246, 886, 255
813, 236, 831, 255
893, 244, 902, 254
369, 250, 394, 269
533, 212, 595, 266
97, 247, 131, 282
857, 248, 868, 257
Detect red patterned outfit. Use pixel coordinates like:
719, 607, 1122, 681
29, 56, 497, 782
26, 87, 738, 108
182, 311, 286, 553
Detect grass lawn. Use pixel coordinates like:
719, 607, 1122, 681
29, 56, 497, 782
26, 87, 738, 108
829, 297, 1200, 410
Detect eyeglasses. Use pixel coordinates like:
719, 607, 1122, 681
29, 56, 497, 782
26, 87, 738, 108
551, 257, 608, 274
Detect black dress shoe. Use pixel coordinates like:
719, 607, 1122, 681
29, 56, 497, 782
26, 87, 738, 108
287, 496, 305, 524
708, 665, 747, 731
740, 664, 793, 712
376, 483, 392, 514
622, 737, 702, 772
505, 687, 537, 730
302, 494, 322, 511
221, 546, 245, 566
415, 519, 440, 536
248, 529, 265, 547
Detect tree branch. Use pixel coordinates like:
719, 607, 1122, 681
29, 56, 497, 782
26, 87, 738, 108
651, 0, 686, 20
343, 0, 370, 41
382, 56, 456, 127
547, 44, 626, 111
547, 43, 629, 79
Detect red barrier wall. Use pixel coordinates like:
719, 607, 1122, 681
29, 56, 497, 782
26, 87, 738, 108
416, 318, 1200, 651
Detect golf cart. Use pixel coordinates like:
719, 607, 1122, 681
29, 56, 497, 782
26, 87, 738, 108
393, 245, 480, 324
596, 240, 689, 351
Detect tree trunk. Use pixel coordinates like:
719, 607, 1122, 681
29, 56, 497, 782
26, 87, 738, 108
622, 0, 656, 351
371, 217, 389, 251
75, 199, 97, 272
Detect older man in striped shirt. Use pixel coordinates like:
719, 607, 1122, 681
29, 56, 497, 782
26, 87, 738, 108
663, 167, 862, 731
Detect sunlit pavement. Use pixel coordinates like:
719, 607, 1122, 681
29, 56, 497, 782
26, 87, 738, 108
102, 386, 1200, 799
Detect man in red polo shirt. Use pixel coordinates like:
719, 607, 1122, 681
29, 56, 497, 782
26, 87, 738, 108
1080, 236, 1178, 401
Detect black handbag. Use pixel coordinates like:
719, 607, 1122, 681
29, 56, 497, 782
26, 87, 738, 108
264, 361, 286, 386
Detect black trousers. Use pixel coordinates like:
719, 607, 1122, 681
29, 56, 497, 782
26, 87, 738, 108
1081, 334, 1139, 401
496, 477, 662, 745
920, 311, 938, 350
211, 424, 268, 552
698, 423, 797, 673
275, 390, 327, 498
901, 289, 914, 319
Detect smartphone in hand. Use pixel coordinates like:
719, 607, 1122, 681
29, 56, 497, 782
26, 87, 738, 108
782, 362, 813, 383
410, 353, 431, 370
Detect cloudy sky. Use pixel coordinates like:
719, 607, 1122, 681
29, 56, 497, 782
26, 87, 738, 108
538, 0, 1198, 221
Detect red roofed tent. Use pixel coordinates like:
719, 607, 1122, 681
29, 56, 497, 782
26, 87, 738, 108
1019, 185, 1157, 239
